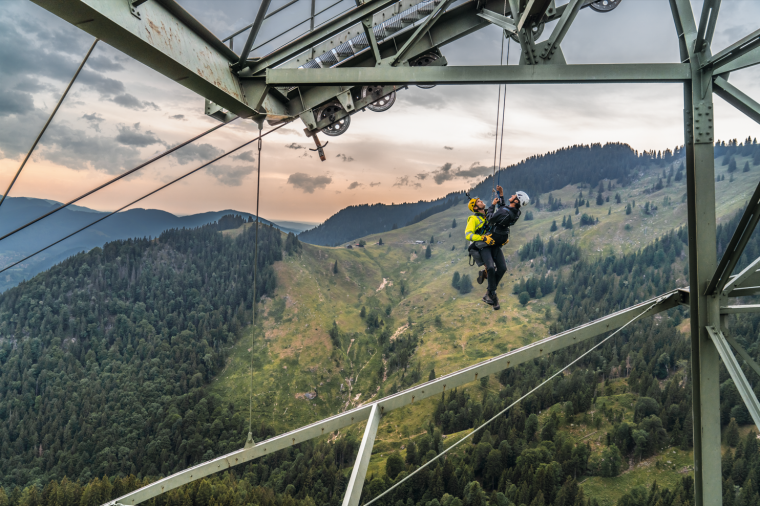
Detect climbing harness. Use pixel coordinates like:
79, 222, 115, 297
364, 296, 665, 506
247, 124, 264, 447
0, 39, 99, 209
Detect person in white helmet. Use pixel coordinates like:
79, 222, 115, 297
468, 185, 528, 310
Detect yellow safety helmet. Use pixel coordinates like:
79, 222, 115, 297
468, 198, 479, 212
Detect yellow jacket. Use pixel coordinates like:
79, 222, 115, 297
465, 214, 487, 242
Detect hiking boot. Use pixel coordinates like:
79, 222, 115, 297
477, 269, 487, 285
491, 291, 500, 310
483, 290, 494, 305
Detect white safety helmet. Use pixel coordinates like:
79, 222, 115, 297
515, 191, 530, 207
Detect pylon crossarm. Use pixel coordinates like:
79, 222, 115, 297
706, 326, 760, 431
723, 333, 760, 379
701, 27, 760, 71
705, 176, 760, 295
713, 77, 760, 125
694, 0, 721, 54
101, 290, 681, 506
342, 404, 382, 506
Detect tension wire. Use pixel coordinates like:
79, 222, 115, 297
364, 296, 667, 506
249, 123, 264, 439
0, 39, 99, 209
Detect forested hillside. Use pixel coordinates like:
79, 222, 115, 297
298, 142, 698, 247
2, 138, 760, 506
0, 222, 282, 488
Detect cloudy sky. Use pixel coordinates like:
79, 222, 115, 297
0, 0, 758, 223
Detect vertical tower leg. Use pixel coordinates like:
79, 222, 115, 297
684, 78, 722, 505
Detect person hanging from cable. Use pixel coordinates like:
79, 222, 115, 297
466, 185, 529, 310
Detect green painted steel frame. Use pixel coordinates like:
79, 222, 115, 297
24, 1, 760, 505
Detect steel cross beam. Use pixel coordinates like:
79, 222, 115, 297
267, 63, 692, 86
694, 0, 721, 54
701, 28, 760, 71
706, 327, 760, 431
713, 77, 760, 125
722, 255, 760, 296
705, 176, 760, 295
101, 291, 682, 506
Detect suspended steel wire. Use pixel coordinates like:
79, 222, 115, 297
249, 124, 264, 438
364, 296, 663, 506
0, 39, 99, 209
496, 39, 511, 189
0, 122, 288, 275
0, 120, 235, 245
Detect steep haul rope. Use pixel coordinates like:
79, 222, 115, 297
364, 296, 665, 505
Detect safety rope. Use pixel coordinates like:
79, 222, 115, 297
0, 39, 99, 209
0, 122, 287, 274
249, 124, 263, 437
496, 39, 511, 190
363, 297, 665, 506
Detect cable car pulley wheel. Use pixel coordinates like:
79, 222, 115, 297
319, 103, 351, 136
589, 0, 622, 12
362, 85, 396, 112
410, 53, 441, 89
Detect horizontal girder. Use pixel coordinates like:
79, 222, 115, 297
267, 63, 692, 86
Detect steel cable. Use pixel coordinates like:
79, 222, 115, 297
0, 39, 99, 209
0, 119, 235, 244
496, 39, 511, 190
363, 296, 666, 506
249, 124, 264, 437
0, 122, 287, 274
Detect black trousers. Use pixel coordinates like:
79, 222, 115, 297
479, 246, 507, 292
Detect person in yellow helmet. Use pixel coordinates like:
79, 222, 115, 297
465, 185, 524, 310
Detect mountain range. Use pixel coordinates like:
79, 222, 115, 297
0, 196, 311, 292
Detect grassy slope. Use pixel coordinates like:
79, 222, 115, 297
210, 155, 758, 503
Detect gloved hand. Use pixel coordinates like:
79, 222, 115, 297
482, 234, 495, 246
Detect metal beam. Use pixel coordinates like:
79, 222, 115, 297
670, 1, 722, 504
694, 0, 721, 54
362, 18, 382, 65
476, 9, 516, 33
233, 0, 273, 71
701, 28, 760, 71
713, 76, 760, 125
247, 0, 415, 75
722, 255, 760, 296
720, 305, 760, 314
706, 175, 760, 295
724, 333, 760, 379
101, 290, 681, 506
540, 0, 582, 61
30, 0, 257, 119
388, 0, 455, 66
706, 327, 760, 431
715, 46, 760, 75
267, 63, 692, 86
342, 404, 381, 506
726, 286, 760, 298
